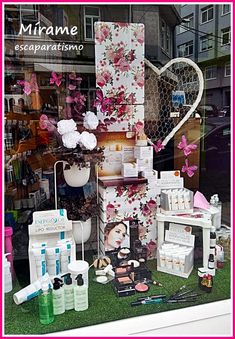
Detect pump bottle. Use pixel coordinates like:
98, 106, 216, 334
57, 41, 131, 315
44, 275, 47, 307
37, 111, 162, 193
4, 253, 12, 293
61, 273, 74, 310
52, 278, 65, 315
74, 274, 88, 311
38, 282, 54, 325
210, 226, 217, 248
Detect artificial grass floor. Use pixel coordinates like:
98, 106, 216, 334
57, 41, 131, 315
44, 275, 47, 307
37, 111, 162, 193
5, 259, 231, 335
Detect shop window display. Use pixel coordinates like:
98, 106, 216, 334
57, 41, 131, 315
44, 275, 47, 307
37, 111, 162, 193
3, 4, 231, 336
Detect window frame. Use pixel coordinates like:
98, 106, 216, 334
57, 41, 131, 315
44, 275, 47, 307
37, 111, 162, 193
224, 62, 231, 77
221, 4, 230, 16
84, 6, 100, 41
204, 65, 217, 80
177, 40, 194, 57
177, 14, 194, 34
201, 5, 214, 24
160, 19, 171, 55
200, 34, 213, 52
221, 27, 231, 46
5, 4, 39, 36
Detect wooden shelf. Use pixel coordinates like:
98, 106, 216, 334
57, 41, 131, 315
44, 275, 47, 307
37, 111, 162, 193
98, 176, 147, 187
5, 112, 40, 121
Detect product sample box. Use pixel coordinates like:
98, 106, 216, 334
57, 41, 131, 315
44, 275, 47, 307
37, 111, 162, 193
157, 224, 195, 278
160, 188, 193, 215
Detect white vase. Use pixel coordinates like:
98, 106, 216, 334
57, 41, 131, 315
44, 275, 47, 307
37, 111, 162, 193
72, 219, 92, 244
63, 161, 90, 187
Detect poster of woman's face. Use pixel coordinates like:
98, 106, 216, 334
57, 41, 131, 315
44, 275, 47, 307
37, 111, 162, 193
104, 221, 130, 251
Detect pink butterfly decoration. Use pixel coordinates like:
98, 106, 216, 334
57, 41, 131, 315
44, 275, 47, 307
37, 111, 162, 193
50, 72, 63, 87
153, 140, 165, 153
39, 114, 55, 132
182, 159, 198, 177
177, 135, 197, 157
94, 89, 114, 113
17, 73, 39, 95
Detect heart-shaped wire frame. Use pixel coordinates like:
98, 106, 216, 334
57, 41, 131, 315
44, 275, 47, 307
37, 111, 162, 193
144, 57, 204, 147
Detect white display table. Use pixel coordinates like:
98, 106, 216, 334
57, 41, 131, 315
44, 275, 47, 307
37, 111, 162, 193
156, 210, 212, 268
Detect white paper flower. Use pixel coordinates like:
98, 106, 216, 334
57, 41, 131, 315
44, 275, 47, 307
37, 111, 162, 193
62, 131, 81, 149
57, 119, 77, 135
79, 131, 97, 151
83, 111, 99, 130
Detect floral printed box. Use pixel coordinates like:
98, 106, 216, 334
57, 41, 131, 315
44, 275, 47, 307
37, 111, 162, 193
98, 183, 158, 205
95, 22, 145, 104
95, 22, 145, 132
99, 196, 158, 224
97, 104, 144, 132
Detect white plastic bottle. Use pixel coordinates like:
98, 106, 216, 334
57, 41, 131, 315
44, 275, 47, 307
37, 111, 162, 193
4, 253, 12, 293
61, 273, 74, 311
52, 278, 65, 315
74, 274, 88, 311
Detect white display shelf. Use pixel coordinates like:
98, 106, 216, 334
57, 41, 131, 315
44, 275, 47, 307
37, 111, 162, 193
47, 299, 231, 336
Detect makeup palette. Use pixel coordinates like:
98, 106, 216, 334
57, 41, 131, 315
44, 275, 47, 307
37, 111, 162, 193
113, 264, 135, 297
135, 282, 149, 293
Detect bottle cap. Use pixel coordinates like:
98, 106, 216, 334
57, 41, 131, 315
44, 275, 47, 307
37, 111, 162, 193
75, 274, 84, 286
210, 226, 216, 232
53, 278, 63, 290
41, 282, 49, 292
61, 273, 72, 285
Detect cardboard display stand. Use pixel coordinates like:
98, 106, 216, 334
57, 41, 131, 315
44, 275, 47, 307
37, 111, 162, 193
28, 209, 76, 283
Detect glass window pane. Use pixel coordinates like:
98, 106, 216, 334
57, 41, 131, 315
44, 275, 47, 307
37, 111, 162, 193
86, 25, 92, 39
85, 7, 99, 16
208, 8, 213, 20
202, 11, 207, 23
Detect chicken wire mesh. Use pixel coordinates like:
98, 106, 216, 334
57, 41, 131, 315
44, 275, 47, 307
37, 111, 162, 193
144, 58, 204, 146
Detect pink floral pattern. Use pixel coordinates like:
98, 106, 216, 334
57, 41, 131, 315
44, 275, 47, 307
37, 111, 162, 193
140, 199, 157, 217
115, 184, 147, 202
95, 22, 145, 131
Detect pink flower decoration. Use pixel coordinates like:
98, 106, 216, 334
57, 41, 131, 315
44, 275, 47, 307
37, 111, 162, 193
39, 114, 55, 132
106, 204, 117, 218
115, 57, 131, 72
95, 30, 106, 44
153, 140, 165, 154
142, 204, 151, 216
134, 26, 144, 44
101, 26, 110, 38
17, 73, 39, 95
69, 73, 82, 82
147, 199, 157, 212
182, 159, 198, 178
133, 121, 144, 133
96, 74, 106, 88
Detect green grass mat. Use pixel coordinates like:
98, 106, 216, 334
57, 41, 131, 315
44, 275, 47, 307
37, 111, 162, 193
4, 260, 231, 335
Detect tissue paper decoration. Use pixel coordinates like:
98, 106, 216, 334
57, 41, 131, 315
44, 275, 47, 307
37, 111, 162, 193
193, 191, 210, 210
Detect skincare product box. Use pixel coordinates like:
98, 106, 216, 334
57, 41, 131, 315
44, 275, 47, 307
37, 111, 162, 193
28, 209, 76, 283
136, 158, 153, 171
155, 177, 184, 195
134, 146, 153, 160
157, 225, 195, 278
160, 188, 193, 215
121, 163, 138, 178
160, 170, 180, 179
